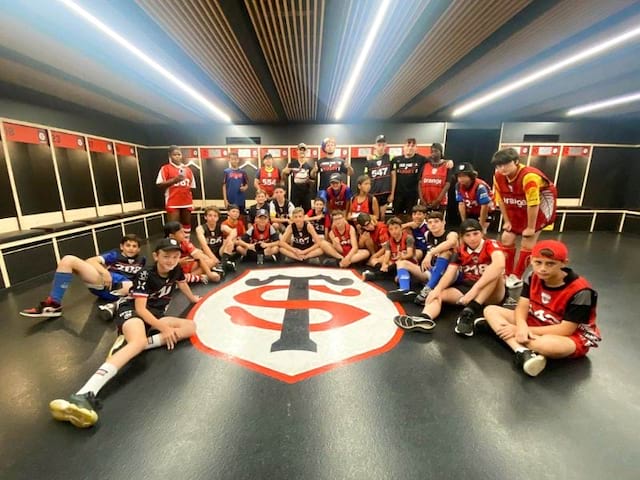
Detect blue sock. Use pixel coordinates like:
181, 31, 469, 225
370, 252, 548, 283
398, 268, 411, 290
49, 272, 73, 304
427, 256, 449, 289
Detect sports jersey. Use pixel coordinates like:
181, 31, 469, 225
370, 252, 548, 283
156, 161, 196, 209
522, 268, 601, 348
450, 239, 502, 283
256, 166, 281, 197
291, 222, 314, 250
221, 218, 246, 238
419, 161, 451, 206
223, 168, 249, 207
350, 194, 374, 220
242, 224, 278, 244
493, 165, 557, 233
326, 184, 352, 211
410, 221, 429, 252
387, 231, 414, 263
289, 160, 314, 194
128, 264, 186, 314
364, 153, 392, 195
370, 222, 389, 248
331, 223, 353, 255
247, 203, 268, 225
317, 158, 348, 190
202, 222, 224, 249
100, 250, 146, 280
426, 229, 453, 251
392, 154, 426, 194
456, 178, 495, 217
306, 209, 331, 237
269, 199, 295, 221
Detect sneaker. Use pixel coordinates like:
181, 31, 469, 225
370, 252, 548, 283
97, 303, 116, 322
386, 289, 418, 302
270, 254, 279, 263
361, 270, 377, 282
393, 315, 436, 333
506, 274, 523, 289
454, 307, 476, 337
49, 392, 100, 428
414, 285, 432, 306
257, 253, 265, 265
515, 349, 547, 377
502, 296, 519, 308
322, 258, 339, 267
223, 260, 236, 272
107, 334, 127, 359
307, 257, 321, 265
473, 316, 487, 330
212, 266, 225, 279
20, 299, 62, 318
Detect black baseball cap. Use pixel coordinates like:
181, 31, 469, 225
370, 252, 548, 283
460, 219, 483, 233
297, 143, 307, 150
155, 238, 181, 252
329, 173, 342, 183
456, 162, 476, 175
256, 208, 269, 217
375, 134, 386, 143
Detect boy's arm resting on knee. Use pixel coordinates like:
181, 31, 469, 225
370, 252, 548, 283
468, 251, 505, 294
134, 297, 167, 331
177, 281, 200, 304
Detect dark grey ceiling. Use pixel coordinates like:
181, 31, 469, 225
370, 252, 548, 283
1, 0, 639, 125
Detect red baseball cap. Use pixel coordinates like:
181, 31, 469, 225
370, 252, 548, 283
531, 240, 568, 262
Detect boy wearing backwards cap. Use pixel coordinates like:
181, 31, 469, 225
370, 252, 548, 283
491, 147, 557, 289
483, 240, 600, 377
315, 137, 354, 199
394, 219, 506, 335
455, 162, 495, 233
49, 238, 201, 428
283, 143, 316, 210
325, 173, 353, 215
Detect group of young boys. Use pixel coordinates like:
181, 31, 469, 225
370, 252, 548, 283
19, 142, 600, 429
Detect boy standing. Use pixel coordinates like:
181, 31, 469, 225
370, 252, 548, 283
483, 240, 600, 377
419, 143, 453, 213
49, 238, 200, 428
364, 134, 395, 217
254, 153, 281, 198
455, 162, 495, 233
223, 152, 249, 211
156, 146, 196, 237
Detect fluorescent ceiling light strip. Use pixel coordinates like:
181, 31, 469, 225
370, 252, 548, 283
567, 91, 640, 116
57, 0, 231, 122
334, 0, 392, 120
452, 24, 640, 117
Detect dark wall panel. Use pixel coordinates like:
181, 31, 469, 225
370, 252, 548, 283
623, 215, 640, 235
95, 225, 123, 254
594, 213, 621, 232
583, 147, 630, 208
202, 156, 227, 200
528, 155, 558, 183
137, 148, 166, 209
57, 231, 95, 259
563, 214, 593, 231
146, 216, 164, 237
501, 121, 640, 144
54, 147, 95, 209
0, 140, 18, 219
90, 151, 121, 206
556, 155, 588, 198
4, 241, 57, 284
123, 220, 146, 240
117, 154, 142, 203
8, 142, 61, 215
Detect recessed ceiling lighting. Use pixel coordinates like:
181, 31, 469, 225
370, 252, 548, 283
566, 91, 640, 116
334, 0, 391, 121
57, 0, 232, 122
452, 24, 640, 117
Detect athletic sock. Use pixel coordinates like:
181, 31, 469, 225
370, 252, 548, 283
426, 256, 449, 289
49, 272, 73, 304
397, 268, 411, 290
145, 334, 163, 350
183, 273, 202, 283
502, 245, 516, 276
467, 300, 482, 315
514, 248, 532, 279
76, 362, 118, 396
182, 225, 191, 239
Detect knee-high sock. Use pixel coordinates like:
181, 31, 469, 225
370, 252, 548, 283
514, 248, 532, 279
426, 256, 449, 289
397, 268, 411, 290
502, 245, 516, 276
76, 362, 118, 396
182, 224, 191, 239
49, 272, 73, 304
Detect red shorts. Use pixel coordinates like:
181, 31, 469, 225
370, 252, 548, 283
166, 206, 193, 214
340, 244, 352, 256
527, 317, 590, 358
181, 258, 197, 274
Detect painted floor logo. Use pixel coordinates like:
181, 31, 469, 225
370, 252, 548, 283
190, 266, 404, 383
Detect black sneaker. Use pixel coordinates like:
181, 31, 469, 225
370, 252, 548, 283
97, 302, 116, 321
49, 392, 101, 428
473, 316, 487, 331
414, 285, 432, 306
386, 289, 417, 302
393, 315, 436, 333
223, 260, 236, 272
107, 334, 127, 359
454, 307, 476, 337
270, 254, 279, 263
515, 349, 547, 377
20, 299, 62, 318
361, 270, 377, 282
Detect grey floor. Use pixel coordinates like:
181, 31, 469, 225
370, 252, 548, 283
0, 231, 638, 480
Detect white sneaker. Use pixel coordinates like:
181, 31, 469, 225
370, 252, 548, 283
506, 274, 523, 289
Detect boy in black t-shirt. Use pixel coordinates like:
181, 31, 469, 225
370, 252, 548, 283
48, 238, 201, 428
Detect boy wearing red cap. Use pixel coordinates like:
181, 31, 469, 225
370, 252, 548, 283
483, 240, 601, 377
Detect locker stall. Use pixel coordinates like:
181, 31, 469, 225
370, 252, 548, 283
557, 145, 591, 207
179, 147, 205, 208
88, 137, 123, 216
200, 147, 229, 206
528, 145, 560, 186
0, 133, 19, 233
230, 146, 259, 201
115, 142, 144, 212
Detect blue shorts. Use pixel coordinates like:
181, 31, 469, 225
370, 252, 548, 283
89, 272, 130, 301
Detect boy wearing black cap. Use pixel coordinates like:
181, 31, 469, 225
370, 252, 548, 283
48, 238, 201, 428
325, 173, 353, 215
315, 137, 354, 196
483, 240, 600, 377
419, 142, 454, 213
283, 143, 316, 209
455, 162, 495, 232
236, 208, 280, 264
394, 219, 506, 334
364, 135, 394, 218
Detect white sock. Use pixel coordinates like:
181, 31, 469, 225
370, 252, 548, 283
76, 362, 118, 396
145, 334, 163, 350
515, 347, 527, 353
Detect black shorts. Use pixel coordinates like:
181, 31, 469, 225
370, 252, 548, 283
115, 304, 165, 334
451, 277, 508, 302
393, 194, 418, 215
373, 192, 390, 206
468, 212, 494, 222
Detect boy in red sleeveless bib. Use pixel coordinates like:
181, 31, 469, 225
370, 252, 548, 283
484, 240, 600, 377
